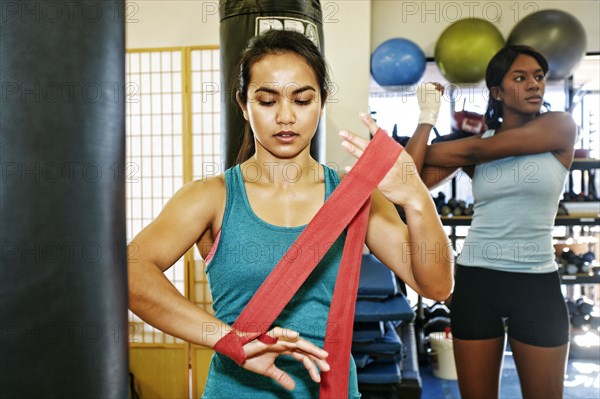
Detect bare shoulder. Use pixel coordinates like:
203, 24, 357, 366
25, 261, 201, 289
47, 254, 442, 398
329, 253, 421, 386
536, 111, 577, 147
189, 175, 226, 196
534, 111, 576, 133
161, 175, 226, 220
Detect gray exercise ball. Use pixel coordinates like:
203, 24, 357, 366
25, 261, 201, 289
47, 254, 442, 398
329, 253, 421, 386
507, 9, 587, 80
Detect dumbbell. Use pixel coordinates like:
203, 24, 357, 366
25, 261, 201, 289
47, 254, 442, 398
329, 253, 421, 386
565, 298, 577, 316
559, 249, 594, 274
564, 263, 580, 275
428, 302, 451, 319
463, 204, 474, 216
580, 252, 595, 273
582, 252, 596, 263
570, 297, 596, 329
577, 297, 595, 315
571, 311, 589, 329
424, 316, 451, 335
433, 192, 446, 213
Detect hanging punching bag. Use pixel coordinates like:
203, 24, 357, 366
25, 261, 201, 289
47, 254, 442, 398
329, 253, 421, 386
1, 1, 128, 397
219, 0, 325, 168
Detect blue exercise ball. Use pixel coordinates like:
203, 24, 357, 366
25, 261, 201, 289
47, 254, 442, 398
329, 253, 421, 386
371, 38, 426, 86
508, 10, 587, 80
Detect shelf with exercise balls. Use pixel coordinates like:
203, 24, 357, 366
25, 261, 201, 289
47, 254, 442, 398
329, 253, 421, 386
371, 38, 426, 88
507, 9, 587, 81
435, 18, 505, 84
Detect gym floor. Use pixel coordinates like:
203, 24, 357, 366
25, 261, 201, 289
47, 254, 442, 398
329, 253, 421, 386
420, 351, 600, 399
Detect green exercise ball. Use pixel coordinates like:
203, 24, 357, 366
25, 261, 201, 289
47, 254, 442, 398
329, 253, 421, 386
435, 18, 505, 83
508, 10, 587, 80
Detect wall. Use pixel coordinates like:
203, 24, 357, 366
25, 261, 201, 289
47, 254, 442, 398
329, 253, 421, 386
322, 1, 372, 167
125, 1, 220, 47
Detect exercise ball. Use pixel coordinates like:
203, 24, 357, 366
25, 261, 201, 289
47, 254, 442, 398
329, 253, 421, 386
371, 38, 426, 86
435, 19, 504, 83
508, 10, 587, 80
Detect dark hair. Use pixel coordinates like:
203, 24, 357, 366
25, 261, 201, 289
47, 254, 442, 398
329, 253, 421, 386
484, 45, 549, 129
234, 29, 330, 164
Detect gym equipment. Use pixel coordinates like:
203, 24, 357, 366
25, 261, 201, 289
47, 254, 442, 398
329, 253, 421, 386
507, 10, 587, 80
434, 195, 474, 217
581, 252, 596, 263
353, 353, 403, 369
354, 253, 421, 398
565, 263, 580, 275
355, 295, 415, 323
353, 322, 386, 343
424, 317, 452, 336
432, 116, 486, 145
558, 249, 595, 274
451, 108, 487, 135
355, 253, 414, 323
219, 0, 325, 167
371, 38, 426, 86
354, 353, 396, 370
358, 254, 400, 299
576, 297, 595, 315
565, 298, 577, 316
428, 302, 451, 319
571, 311, 589, 329
352, 322, 403, 355
357, 362, 402, 385
570, 297, 595, 329
435, 18, 504, 83
1, 1, 128, 396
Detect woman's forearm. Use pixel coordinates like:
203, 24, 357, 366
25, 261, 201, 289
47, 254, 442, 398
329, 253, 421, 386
402, 188, 454, 301
405, 124, 434, 174
128, 260, 229, 348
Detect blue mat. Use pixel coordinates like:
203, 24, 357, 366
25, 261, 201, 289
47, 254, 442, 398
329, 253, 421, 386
352, 322, 403, 355
355, 294, 415, 322
353, 352, 403, 369
353, 321, 385, 343
357, 361, 402, 385
358, 254, 399, 299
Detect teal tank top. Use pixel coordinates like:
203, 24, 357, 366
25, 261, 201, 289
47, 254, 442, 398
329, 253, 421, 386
203, 164, 360, 398
457, 130, 569, 273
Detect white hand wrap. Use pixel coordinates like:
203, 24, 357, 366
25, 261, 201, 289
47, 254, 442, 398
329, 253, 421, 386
417, 83, 442, 126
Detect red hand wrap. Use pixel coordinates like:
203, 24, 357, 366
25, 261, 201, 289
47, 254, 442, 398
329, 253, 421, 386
214, 330, 278, 366
213, 330, 247, 366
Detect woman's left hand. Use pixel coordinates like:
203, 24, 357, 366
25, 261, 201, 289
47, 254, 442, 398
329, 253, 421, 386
339, 112, 428, 208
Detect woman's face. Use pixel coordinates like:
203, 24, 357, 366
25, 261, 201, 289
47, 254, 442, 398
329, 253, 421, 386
238, 52, 323, 161
494, 54, 546, 117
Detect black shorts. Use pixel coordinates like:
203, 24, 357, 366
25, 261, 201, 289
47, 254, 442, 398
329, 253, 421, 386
450, 265, 570, 347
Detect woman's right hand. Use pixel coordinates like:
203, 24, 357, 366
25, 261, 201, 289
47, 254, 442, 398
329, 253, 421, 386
241, 327, 330, 391
417, 82, 444, 126
340, 113, 430, 209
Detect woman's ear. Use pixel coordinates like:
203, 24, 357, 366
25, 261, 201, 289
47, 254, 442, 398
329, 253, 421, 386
236, 92, 248, 121
490, 87, 502, 102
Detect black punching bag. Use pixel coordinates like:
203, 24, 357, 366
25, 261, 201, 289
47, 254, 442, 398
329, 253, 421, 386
1, 2, 128, 397
219, 0, 326, 167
